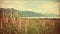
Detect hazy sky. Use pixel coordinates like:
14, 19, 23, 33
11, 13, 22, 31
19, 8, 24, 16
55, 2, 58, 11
0, 0, 60, 15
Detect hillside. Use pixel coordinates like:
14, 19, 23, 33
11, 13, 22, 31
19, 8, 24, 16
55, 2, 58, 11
0, 8, 59, 17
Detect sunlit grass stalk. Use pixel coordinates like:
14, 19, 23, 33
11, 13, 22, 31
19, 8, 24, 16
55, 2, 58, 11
24, 16, 28, 34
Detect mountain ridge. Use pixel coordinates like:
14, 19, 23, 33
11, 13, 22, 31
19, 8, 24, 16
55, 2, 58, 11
0, 8, 59, 17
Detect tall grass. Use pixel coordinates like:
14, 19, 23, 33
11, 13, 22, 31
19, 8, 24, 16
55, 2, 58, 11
0, 9, 57, 34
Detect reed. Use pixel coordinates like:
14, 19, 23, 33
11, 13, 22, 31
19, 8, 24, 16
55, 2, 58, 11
0, 8, 60, 34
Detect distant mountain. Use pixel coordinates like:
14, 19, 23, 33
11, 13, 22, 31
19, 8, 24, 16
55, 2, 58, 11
0, 8, 59, 17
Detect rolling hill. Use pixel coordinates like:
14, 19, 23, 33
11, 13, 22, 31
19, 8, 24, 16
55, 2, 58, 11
0, 8, 59, 17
